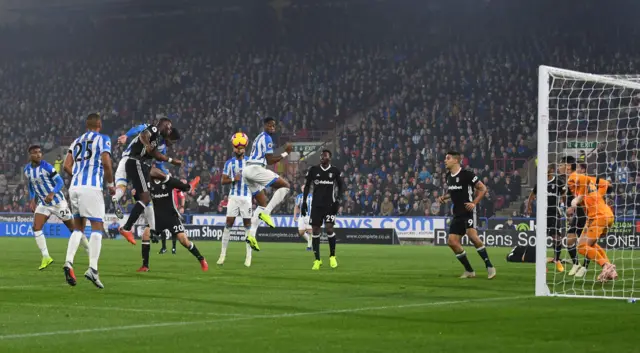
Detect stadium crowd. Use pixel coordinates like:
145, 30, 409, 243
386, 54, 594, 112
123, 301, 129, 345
1, 0, 639, 219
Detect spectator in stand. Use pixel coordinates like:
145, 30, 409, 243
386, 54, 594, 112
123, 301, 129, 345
217, 196, 229, 214
197, 190, 211, 213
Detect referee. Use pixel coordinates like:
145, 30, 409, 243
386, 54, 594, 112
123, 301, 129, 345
301, 150, 344, 270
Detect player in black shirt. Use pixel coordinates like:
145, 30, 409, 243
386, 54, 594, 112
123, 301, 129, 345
301, 150, 344, 270
437, 151, 496, 279
138, 170, 205, 272
119, 118, 182, 241
527, 164, 567, 273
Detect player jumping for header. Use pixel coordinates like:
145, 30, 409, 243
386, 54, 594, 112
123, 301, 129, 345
302, 150, 344, 270
438, 151, 496, 279
242, 117, 293, 251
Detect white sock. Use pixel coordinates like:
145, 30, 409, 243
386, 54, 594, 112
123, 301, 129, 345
264, 188, 289, 214
249, 206, 264, 236
65, 230, 84, 265
301, 232, 310, 242
81, 234, 90, 253
306, 232, 313, 247
89, 232, 103, 271
245, 227, 252, 259
144, 203, 156, 230
114, 187, 125, 202
220, 226, 230, 256
34, 230, 49, 258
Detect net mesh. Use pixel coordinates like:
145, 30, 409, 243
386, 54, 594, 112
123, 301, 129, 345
544, 69, 640, 299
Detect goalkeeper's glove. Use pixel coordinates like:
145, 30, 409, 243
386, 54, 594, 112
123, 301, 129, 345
301, 203, 308, 217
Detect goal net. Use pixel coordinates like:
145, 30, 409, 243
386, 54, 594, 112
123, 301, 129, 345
536, 65, 640, 300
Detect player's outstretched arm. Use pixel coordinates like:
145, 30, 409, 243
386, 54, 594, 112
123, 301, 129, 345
472, 181, 487, 205
101, 152, 115, 195
265, 142, 293, 165
63, 151, 74, 176
221, 161, 233, 185
526, 187, 536, 215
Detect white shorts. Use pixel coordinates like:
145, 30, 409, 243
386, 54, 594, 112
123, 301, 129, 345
34, 200, 73, 221
297, 216, 311, 231
242, 164, 279, 194
115, 156, 129, 187
226, 197, 252, 219
69, 188, 105, 222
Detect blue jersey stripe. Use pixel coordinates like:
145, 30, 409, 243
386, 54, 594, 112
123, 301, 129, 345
70, 131, 111, 189
25, 161, 66, 206
296, 193, 313, 211
225, 156, 250, 197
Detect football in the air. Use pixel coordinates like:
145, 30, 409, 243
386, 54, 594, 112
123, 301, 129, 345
231, 132, 249, 148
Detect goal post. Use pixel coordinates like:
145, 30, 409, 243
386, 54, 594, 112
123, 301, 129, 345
536, 65, 640, 300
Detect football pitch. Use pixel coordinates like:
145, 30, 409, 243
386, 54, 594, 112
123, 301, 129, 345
0, 238, 636, 353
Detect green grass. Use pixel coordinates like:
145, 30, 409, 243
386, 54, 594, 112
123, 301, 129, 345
0, 238, 637, 353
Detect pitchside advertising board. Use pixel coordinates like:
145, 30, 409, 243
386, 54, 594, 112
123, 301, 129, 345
191, 215, 446, 239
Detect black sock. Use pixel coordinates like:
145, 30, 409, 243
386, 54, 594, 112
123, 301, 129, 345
568, 245, 579, 265
583, 258, 591, 269
553, 240, 563, 262
161, 235, 167, 249
163, 176, 191, 192
456, 251, 474, 272
476, 246, 493, 268
124, 202, 145, 230
172, 236, 177, 250
185, 242, 204, 261
312, 236, 321, 260
142, 241, 150, 267
327, 233, 336, 257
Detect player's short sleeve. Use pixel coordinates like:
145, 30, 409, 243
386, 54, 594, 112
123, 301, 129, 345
466, 171, 480, 186
67, 139, 77, 154
223, 160, 231, 177
295, 194, 302, 206
264, 134, 274, 154
101, 135, 112, 155
41, 161, 56, 177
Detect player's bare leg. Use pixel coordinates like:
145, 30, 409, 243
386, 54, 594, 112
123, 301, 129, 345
32, 213, 53, 270
63, 219, 89, 256
466, 229, 496, 279
325, 221, 338, 268
448, 234, 475, 278
176, 232, 208, 271
138, 227, 151, 272
311, 224, 323, 270
258, 178, 291, 228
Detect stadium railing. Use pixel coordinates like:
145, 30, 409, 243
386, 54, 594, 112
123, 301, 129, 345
493, 157, 528, 174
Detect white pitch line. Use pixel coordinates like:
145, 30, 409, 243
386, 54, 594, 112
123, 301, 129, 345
0, 295, 529, 340
1, 302, 248, 318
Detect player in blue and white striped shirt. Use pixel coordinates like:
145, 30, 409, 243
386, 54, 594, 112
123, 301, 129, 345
217, 144, 253, 266
24, 145, 89, 270
62, 113, 115, 289
242, 117, 294, 251
293, 185, 313, 251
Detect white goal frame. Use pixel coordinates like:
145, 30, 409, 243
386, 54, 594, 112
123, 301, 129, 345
536, 65, 640, 300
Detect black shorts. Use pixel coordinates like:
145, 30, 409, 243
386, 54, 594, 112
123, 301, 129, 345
547, 217, 562, 237
156, 214, 184, 238
449, 214, 476, 236
310, 206, 336, 227
125, 158, 151, 195
568, 215, 587, 236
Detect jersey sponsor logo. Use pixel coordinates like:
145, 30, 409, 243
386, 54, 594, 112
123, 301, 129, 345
152, 192, 170, 198
448, 185, 463, 190
314, 180, 334, 185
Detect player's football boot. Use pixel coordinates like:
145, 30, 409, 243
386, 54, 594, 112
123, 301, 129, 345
159, 248, 167, 254
188, 176, 201, 195
63, 264, 77, 286
575, 266, 588, 278
259, 213, 276, 228
118, 227, 137, 245
172, 248, 177, 255
39, 256, 54, 270
246, 235, 261, 251
568, 264, 582, 276
555, 261, 565, 273
329, 256, 338, 268
306, 246, 312, 251
216, 254, 226, 265
459, 271, 476, 279
84, 268, 104, 289
136, 266, 150, 272
244, 257, 252, 268
200, 259, 209, 271
312, 260, 322, 270
112, 198, 124, 219
487, 267, 497, 279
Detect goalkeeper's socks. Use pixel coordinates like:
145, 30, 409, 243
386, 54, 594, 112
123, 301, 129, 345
327, 232, 336, 257
476, 246, 493, 268
455, 251, 474, 272
142, 241, 150, 267
312, 235, 321, 260
553, 241, 563, 262
185, 242, 204, 261
567, 245, 579, 265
